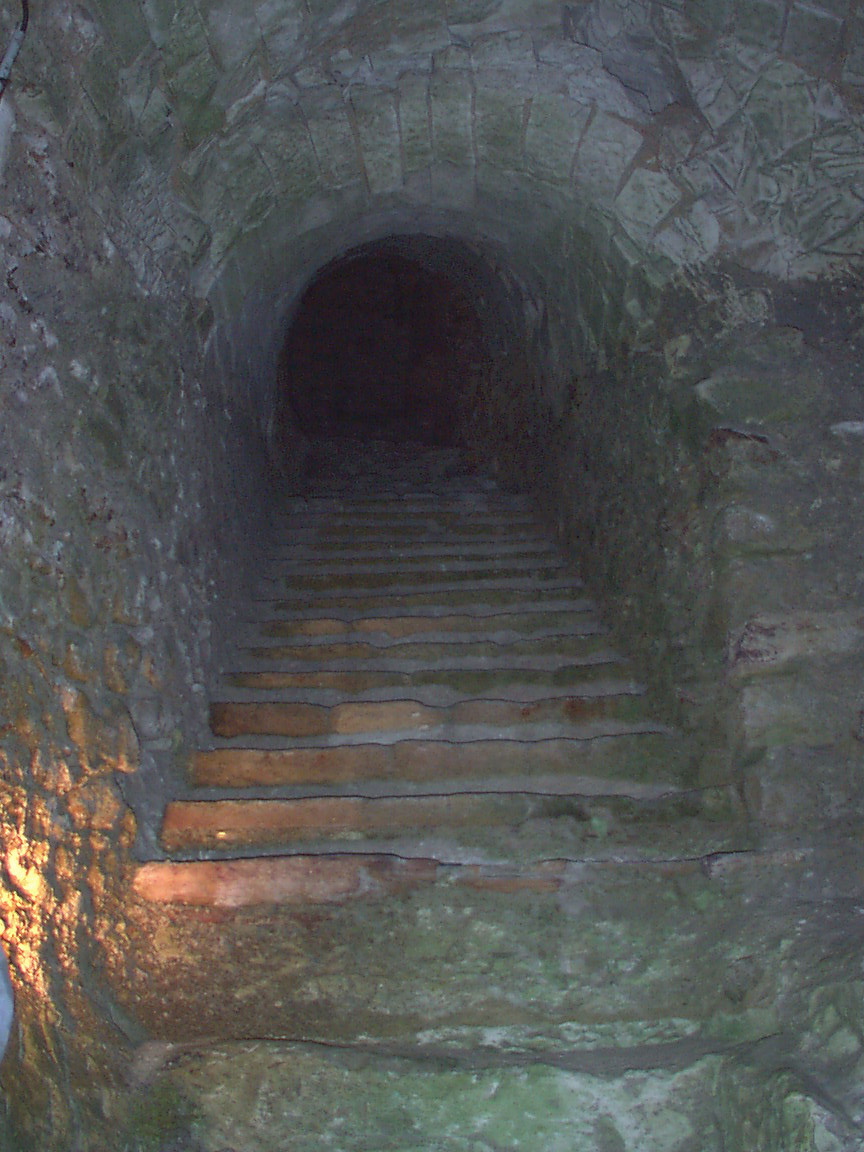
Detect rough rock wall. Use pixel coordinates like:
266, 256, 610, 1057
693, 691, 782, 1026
0, 24, 270, 1145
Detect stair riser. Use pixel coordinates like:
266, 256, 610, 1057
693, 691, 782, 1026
160, 791, 744, 858
125, 857, 777, 1045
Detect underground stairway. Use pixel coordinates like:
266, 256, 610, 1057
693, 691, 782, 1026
122, 433, 763, 1148
6, 3, 864, 1143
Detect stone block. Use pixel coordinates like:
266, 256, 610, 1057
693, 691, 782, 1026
255, 99, 322, 202
695, 362, 828, 427
728, 613, 864, 679
685, 0, 734, 30
167, 53, 223, 144
218, 138, 276, 224
525, 93, 590, 185
745, 62, 815, 156
139, 0, 177, 47
655, 200, 721, 265
811, 125, 864, 187
90, 0, 152, 64
160, 5, 213, 78
733, 0, 785, 46
473, 86, 526, 172
739, 676, 852, 750
398, 73, 433, 173
350, 88, 402, 195
796, 187, 864, 257
198, 0, 261, 70
574, 111, 643, 201
747, 744, 864, 833
615, 168, 680, 239
256, 5, 304, 73
429, 70, 474, 168
82, 45, 125, 123
783, 4, 844, 73
446, 0, 505, 29
842, 15, 864, 86
471, 31, 536, 72
303, 92, 363, 188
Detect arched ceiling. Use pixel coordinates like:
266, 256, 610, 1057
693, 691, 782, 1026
12, 0, 864, 378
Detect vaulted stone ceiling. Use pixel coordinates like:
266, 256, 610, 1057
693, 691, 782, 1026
18, 0, 864, 386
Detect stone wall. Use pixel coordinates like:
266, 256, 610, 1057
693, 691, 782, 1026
0, 23, 271, 1143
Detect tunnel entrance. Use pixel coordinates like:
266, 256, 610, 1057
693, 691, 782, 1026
275, 236, 512, 449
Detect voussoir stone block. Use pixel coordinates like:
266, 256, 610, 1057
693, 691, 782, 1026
256, 101, 322, 201
473, 85, 527, 172
303, 91, 364, 187
430, 70, 474, 168
525, 93, 590, 185
398, 73, 433, 173
350, 87, 402, 195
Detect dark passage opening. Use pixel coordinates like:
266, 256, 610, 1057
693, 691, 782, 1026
276, 238, 501, 447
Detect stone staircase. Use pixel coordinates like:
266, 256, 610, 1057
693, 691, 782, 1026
124, 442, 774, 1151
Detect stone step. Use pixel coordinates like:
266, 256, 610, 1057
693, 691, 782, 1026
247, 605, 599, 640
191, 732, 683, 789
126, 1037, 764, 1152
203, 718, 673, 752
213, 674, 642, 707
276, 494, 533, 515
262, 552, 567, 576
258, 564, 570, 595
236, 631, 612, 667
273, 519, 543, 541
253, 581, 585, 614
242, 595, 597, 624
268, 538, 555, 560
159, 787, 745, 859
125, 846, 786, 1049
208, 692, 648, 739
243, 618, 604, 649
223, 658, 631, 691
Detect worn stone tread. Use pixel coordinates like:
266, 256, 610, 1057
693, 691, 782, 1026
160, 788, 743, 855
